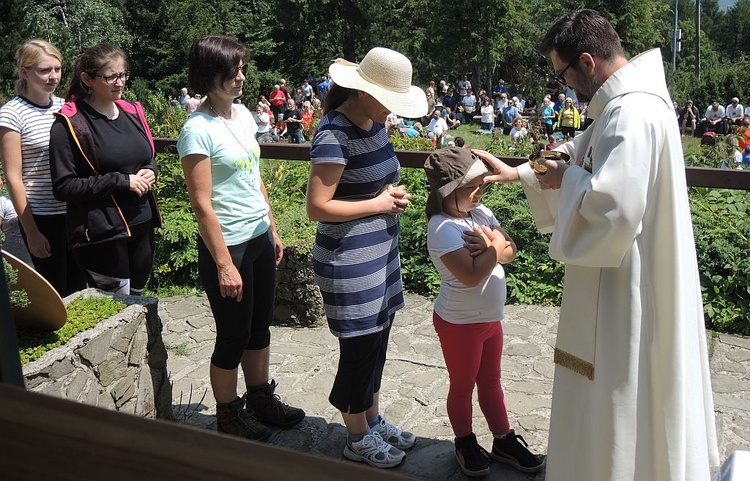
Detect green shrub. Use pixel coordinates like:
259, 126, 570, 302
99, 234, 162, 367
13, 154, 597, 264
150, 153, 200, 290
264, 159, 317, 252
690, 188, 750, 334
17, 296, 126, 364
123, 82, 187, 138
398, 168, 442, 295
389, 131, 434, 151
2, 259, 29, 308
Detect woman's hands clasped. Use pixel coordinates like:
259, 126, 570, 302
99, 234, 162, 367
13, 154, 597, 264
380, 184, 411, 215
129, 168, 156, 196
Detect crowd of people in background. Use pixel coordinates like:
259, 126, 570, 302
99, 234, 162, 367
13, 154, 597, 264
376, 75, 589, 150
173, 68, 750, 167
675, 97, 750, 136
174, 70, 588, 150
176, 75, 331, 144
675, 97, 750, 168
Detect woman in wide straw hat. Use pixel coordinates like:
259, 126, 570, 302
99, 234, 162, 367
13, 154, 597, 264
306, 47, 427, 469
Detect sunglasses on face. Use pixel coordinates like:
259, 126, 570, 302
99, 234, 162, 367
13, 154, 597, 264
232, 63, 249, 77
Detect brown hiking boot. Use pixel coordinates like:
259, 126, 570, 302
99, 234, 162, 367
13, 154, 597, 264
246, 379, 305, 428
216, 394, 271, 441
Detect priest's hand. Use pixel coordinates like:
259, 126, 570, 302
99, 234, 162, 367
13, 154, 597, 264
471, 149, 519, 184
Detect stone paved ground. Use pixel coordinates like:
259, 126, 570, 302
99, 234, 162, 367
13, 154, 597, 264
159, 293, 750, 480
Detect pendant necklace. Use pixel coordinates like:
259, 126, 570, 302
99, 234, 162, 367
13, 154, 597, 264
207, 100, 252, 157
454, 196, 475, 230
462, 211, 476, 231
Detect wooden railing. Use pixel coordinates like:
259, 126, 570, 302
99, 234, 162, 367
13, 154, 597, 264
154, 138, 750, 191
0, 383, 417, 481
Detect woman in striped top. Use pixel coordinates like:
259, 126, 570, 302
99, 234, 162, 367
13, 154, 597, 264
0, 39, 85, 296
306, 47, 427, 469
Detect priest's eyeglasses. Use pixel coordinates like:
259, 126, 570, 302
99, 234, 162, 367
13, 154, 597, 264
553, 54, 581, 87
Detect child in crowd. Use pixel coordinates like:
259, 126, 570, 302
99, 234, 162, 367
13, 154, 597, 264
0, 177, 33, 265
423, 147, 544, 477
509, 117, 527, 141
545, 134, 561, 150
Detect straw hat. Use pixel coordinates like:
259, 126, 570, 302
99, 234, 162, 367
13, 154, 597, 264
328, 47, 428, 119
424, 147, 489, 217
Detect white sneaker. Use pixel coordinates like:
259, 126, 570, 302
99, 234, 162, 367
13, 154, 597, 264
371, 416, 416, 450
343, 431, 406, 469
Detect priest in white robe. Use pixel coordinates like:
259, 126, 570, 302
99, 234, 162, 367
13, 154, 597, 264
474, 9, 719, 481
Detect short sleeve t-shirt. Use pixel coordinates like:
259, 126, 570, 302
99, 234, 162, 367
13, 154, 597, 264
309, 110, 404, 338
177, 104, 268, 246
0, 95, 66, 215
427, 204, 507, 324
0, 194, 32, 264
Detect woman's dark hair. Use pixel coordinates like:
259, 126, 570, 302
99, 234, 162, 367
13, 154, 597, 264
65, 43, 127, 101
188, 35, 248, 95
323, 84, 358, 115
538, 9, 624, 64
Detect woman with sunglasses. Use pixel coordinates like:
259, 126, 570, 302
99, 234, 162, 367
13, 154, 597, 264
49, 43, 161, 295
0, 39, 86, 296
556, 97, 580, 139
177, 35, 304, 441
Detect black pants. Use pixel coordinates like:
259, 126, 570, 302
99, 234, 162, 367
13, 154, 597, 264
20, 213, 86, 297
329, 320, 393, 414
73, 220, 155, 295
561, 126, 576, 138
198, 230, 276, 370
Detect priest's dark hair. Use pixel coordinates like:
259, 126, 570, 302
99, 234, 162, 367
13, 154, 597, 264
538, 9, 624, 65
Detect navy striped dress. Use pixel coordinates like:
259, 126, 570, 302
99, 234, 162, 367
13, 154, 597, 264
310, 110, 405, 338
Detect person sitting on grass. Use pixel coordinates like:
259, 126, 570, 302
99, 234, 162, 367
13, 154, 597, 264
445, 107, 461, 129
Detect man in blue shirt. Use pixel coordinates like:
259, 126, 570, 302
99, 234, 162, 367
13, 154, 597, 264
501, 100, 519, 135
317, 76, 330, 103
492, 79, 507, 96
553, 93, 566, 113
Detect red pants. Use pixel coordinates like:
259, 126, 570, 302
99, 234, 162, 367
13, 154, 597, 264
433, 312, 510, 437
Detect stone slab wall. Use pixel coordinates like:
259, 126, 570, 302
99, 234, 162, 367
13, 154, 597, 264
274, 247, 326, 328
22, 289, 173, 420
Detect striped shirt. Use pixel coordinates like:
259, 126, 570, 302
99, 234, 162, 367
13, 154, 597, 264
0, 96, 66, 215
310, 111, 405, 338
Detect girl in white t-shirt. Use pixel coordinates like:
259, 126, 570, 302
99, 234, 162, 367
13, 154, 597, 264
424, 147, 543, 477
509, 117, 528, 141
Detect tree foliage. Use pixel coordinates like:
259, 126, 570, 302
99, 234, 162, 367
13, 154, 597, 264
3, 0, 738, 104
